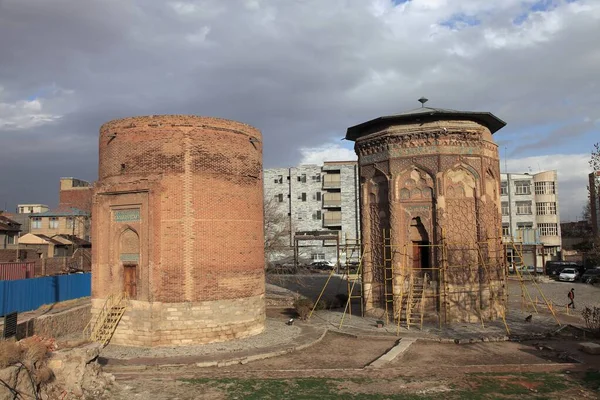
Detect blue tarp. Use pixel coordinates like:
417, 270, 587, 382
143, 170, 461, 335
0, 273, 91, 316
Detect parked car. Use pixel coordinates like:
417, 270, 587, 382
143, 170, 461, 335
580, 268, 600, 284
545, 261, 581, 276
558, 268, 579, 282
310, 261, 335, 270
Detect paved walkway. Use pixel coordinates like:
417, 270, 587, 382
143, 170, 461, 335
99, 320, 326, 368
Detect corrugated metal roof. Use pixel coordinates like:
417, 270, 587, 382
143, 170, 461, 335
30, 207, 89, 217
345, 106, 506, 141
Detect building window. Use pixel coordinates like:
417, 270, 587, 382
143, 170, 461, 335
298, 193, 307, 202
274, 175, 283, 184
536, 202, 557, 215
297, 174, 307, 183
535, 181, 555, 195
500, 182, 508, 196
313, 210, 322, 220
538, 223, 558, 236
275, 194, 284, 203
6, 235, 16, 245
315, 192, 322, 201
312, 175, 321, 182
49, 217, 59, 229
516, 201, 532, 215
311, 253, 325, 261
502, 224, 510, 237
66, 217, 74, 229
514, 181, 531, 195
31, 217, 42, 229
517, 222, 533, 229
501, 202, 509, 216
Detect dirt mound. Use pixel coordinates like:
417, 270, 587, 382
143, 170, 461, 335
0, 337, 115, 400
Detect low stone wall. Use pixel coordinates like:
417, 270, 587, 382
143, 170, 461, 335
15, 303, 91, 339
91, 294, 266, 347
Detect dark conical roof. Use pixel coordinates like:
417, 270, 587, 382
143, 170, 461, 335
345, 106, 506, 141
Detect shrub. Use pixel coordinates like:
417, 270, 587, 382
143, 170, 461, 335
0, 340, 21, 368
293, 298, 314, 320
582, 306, 600, 335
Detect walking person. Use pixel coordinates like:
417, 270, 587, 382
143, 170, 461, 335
567, 288, 575, 309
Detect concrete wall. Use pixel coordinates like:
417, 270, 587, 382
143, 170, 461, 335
15, 303, 91, 340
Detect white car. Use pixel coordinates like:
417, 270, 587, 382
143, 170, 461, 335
558, 268, 579, 282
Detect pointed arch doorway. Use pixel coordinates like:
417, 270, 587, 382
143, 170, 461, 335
409, 217, 430, 276
120, 228, 140, 299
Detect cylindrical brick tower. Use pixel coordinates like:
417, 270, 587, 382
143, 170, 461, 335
346, 103, 507, 324
91, 115, 265, 347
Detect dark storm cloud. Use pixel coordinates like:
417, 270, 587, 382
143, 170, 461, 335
0, 0, 599, 218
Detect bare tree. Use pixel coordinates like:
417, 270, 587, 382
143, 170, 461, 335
590, 142, 600, 172
263, 198, 291, 267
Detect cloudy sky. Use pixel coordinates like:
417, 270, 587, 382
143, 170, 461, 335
0, 0, 598, 221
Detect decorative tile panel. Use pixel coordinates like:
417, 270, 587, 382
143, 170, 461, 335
114, 209, 140, 222
120, 253, 140, 262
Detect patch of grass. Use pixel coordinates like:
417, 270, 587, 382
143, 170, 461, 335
582, 370, 600, 388
454, 372, 572, 399
180, 378, 437, 400
180, 373, 595, 400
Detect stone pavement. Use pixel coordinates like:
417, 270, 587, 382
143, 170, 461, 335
99, 319, 327, 367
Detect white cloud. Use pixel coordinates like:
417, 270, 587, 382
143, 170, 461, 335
0, 98, 62, 130
299, 143, 357, 165
506, 153, 591, 221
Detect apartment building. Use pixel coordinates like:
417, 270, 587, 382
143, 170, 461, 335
263, 161, 360, 265
501, 170, 561, 267
29, 208, 90, 241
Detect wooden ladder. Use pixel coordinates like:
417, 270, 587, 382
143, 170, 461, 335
84, 292, 128, 346
400, 275, 426, 330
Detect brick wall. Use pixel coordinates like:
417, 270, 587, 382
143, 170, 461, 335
59, 187, 93, 213
92, 115, 266, 346
0, 249, 39, 262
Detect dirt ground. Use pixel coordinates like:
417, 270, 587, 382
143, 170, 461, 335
396, 340, 570, 367
8, 279, 600, 399
99, 333, 600, 400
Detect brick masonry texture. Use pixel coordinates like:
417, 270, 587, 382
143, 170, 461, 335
354, 119, 506, 323
59, 188, 93, 213
92, 115, 266, 346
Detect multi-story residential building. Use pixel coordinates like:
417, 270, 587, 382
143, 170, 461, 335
263, 161, 360, 265
29, 208, 90, 241
0, 214, 21, 250
501, 170, 561, 268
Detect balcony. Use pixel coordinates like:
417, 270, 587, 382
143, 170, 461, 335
502, 228, 541, 245
323, 213, 342, 227
322, 175, 341, 189
322, 198, 341, 208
